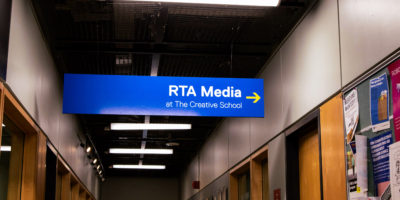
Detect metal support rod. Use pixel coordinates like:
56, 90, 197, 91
139, 54, 160, 165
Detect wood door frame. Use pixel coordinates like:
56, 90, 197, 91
285, 109, 323, 200
229, 158, 250, 200
319, 94, 346, 200
0, 82, 47, 200
229, 145, 269, 200
250, 145, 268, 200
0, 82, 97, 200
285, 94, 348, 200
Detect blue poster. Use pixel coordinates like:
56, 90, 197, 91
369, 131, 393, 184
350, 141, 356, 154
63, 74, 264, 117
370, 73, 390, 132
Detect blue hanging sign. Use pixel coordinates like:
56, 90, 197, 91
63, 74, 264, 117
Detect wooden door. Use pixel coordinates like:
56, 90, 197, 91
298, 129, 321, 200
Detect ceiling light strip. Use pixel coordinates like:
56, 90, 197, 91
110, 123, 191, 130
120, 0, 280, 7
113, 164, 166, 170
1, 146, 11, 152
109, 148, 173, 154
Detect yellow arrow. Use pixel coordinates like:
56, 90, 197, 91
246, 92, 261, 103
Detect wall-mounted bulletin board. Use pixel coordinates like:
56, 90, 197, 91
344, 57, 400, 200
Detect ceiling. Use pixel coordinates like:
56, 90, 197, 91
31, 0, 315, 177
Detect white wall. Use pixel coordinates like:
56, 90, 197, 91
6, 0, 99, 198
102, 177, 180, 200
200, 122, 229, 189
339, 0, 400, 86
228, 118, 251, 168
181, 155, 199, 200
268, 133, 286, 200
182, 0, 400, 199
280, 0, 341, 127
182, 0, 341, 198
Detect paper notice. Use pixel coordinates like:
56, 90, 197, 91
370, 73, 390, 132
349, 177, 368, 200
370, 131, 393, 196
390, 141, 400, 200
344, 89, 359, 143
380, 184, 391, 200
389, 59, 400, 141
356, 135, 368, 191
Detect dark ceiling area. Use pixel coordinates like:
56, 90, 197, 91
31, 0, 315, 177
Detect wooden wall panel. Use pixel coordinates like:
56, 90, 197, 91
250, 160, 262, 200
261, 161, 269, 200
250, 145, 268, 200
298, 129, 320, 200
20, 133, 39, 200
56, 171, 62, 200
320, 94, 347, 200
0, 83, 5, 145
79, 189, 86, 200
71, 184, 80, 200
229, 175, 238, 200
36, 132, 47, 200
6, 130, 24, 200
61, 173, 72, 200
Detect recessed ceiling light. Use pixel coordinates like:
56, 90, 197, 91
110, 123, 191, 130
112, 164, 166, 170
118, 0, 280, 7
109, 148, 173, 154
86, 146, 92, 153
1, 146, 11, 152
166, 142, 180, 147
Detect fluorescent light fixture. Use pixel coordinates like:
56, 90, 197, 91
113, 164, 166, 170
1, 146, 11, 152
110, 123, 191, 130
119, 0, 280, 7
109, 148, 173, 155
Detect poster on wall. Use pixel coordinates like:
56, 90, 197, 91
369, 131, 393, 196
389, 59, 400, 141
389, 141, 400, 200
356, 135, 368, 192
344, 89, 359, 143
370, 73, 390, 132
348, 141, 356, 176
348, 139, 369, 199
